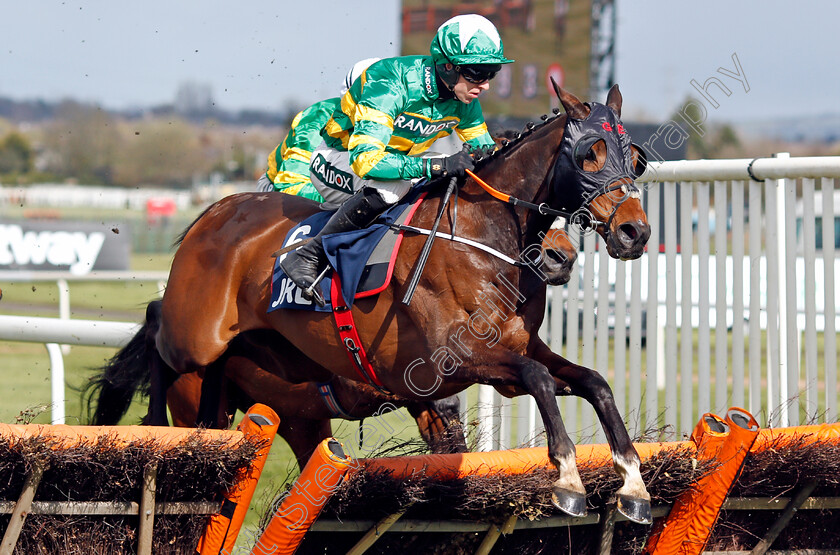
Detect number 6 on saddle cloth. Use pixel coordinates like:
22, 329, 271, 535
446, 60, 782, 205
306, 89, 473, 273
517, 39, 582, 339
269, 187, 428, 312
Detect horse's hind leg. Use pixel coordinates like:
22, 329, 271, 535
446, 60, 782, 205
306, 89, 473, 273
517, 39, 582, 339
196, 357, 228, 428
144, 301, 179, 426
146, 349, 179, 426
533, 340, 652, 524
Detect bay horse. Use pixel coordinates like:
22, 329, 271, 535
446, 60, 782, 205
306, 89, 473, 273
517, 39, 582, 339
106, 84, 654, 522
85, 302, 469, 468
86, 228, 577, 468
170, 228, 577, 464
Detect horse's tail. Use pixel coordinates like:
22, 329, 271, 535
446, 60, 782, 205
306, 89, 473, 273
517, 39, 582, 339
83, 302, 161, 425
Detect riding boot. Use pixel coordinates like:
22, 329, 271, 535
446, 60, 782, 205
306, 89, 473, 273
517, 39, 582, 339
280, 187, 390, 303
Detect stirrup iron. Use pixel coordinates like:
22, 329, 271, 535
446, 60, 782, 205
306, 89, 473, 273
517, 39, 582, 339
304, 266, 330, 307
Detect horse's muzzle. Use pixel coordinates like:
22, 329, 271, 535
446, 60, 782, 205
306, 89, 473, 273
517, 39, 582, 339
609, 218, 651, 260
543, 247, 577, 286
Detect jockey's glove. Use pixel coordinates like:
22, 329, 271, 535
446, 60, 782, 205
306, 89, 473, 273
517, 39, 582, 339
428, 148, 475, 178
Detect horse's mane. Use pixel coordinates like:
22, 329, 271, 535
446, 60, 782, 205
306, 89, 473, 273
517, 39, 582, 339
173, 204, 215, 248
475, 108, 565, 170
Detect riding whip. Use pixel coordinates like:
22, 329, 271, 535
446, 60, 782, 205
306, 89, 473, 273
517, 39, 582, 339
401, 176, 458, 306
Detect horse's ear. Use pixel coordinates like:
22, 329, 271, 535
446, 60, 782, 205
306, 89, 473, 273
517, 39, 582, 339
606, 84, 622, 117
551, 78, 589, 120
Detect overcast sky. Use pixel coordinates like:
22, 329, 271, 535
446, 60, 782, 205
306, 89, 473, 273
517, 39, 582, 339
2, 1, 838, 123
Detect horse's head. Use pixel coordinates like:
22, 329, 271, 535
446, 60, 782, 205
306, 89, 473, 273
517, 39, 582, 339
549, 82, 651, 260
541, 228, 577, 286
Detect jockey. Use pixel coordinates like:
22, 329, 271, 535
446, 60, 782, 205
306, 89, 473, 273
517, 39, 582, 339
257, 57, 381, 199
281, 14, 513, 301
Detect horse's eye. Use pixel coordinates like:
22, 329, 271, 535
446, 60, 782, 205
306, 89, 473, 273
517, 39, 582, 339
572, 136, 605, 172
630, 144, 648, 178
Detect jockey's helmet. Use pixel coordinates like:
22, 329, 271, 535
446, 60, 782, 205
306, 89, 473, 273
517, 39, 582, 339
340, 57, 381, 95
430, 14, 514, 91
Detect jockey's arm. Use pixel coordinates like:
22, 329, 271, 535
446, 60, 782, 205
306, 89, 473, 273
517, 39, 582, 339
280, 99, 339, 175
346, 104, 496, 181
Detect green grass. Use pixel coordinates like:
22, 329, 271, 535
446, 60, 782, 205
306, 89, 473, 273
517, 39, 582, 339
3, 228, 838, 546
0, 252, 447, 547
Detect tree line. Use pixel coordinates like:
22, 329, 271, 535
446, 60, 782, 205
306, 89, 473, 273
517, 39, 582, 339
0, 98, 297, 189
2, 94, 830, 189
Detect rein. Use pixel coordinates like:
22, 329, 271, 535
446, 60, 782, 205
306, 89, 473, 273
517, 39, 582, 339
465, 168, 637, 232
465, 169, 572, 219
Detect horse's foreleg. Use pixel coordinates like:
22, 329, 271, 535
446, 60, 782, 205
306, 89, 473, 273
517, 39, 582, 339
454, 354, 586, 516
518, 360, 588, 518
278, 417, 333, 471
532, 340, 652, 524
196, 358, 227, 428
406, 396, 467, 454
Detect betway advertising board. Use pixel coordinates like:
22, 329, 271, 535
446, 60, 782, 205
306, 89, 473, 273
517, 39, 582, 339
0, 220, 130, 275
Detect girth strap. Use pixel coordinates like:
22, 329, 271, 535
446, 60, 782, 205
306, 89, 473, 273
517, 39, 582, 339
316, 381, 360, 420
330, 275, 389, 394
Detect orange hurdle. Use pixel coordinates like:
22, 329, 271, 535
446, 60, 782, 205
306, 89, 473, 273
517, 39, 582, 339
360, 439, 692, 479
646, 408, 760, 554
250, 415, 840, 552
197, 403, 280, 555
0, 422, 244, 448
250, 438, 354, 555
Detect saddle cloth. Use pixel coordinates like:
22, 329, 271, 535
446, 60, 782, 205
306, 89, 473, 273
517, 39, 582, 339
268, 188, 427, 313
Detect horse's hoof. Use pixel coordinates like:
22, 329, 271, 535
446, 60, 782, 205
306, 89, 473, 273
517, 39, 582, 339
617, 494, 652, 525
551, 487, 587, 518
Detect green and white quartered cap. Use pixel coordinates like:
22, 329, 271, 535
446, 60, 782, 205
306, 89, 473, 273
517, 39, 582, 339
429, 14, 514, 66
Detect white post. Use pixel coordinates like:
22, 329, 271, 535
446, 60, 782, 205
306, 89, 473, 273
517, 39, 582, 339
517, 396, 537, 447
657, 308, 666, 391
477, 384, 495, 452
57, 278, 71, 355
499, 393, 512, 450
774, 152, 790, 426
664, 181, 679, 439
821, 178, 837, 422
748, 180, 763, 420
714, 180, 729, 416
645, 187, 660, 432
457, 389, 468, 438
765, 164, 781, 427
730, 180, 746, 410
46, 343, 65, 424
783, 164, 800, 426
801, 178, 818, 422
679, 183, 694, 437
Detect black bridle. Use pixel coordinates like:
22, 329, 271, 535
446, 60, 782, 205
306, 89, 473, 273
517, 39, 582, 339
468, 102, 646, 235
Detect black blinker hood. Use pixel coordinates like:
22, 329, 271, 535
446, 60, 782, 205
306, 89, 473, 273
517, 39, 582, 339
551, 102, 638, 213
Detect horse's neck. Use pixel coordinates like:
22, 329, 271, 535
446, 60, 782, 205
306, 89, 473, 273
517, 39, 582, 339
466, 118, 565, 246
410, 120, 566, 306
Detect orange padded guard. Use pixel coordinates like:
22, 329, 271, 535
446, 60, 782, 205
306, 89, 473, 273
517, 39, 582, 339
251, 437, 353, 555
646, 408, 759, 555
197, 403, 280, 554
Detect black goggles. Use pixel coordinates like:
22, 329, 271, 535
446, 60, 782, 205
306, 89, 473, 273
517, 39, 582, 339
457, 64, 501, 84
